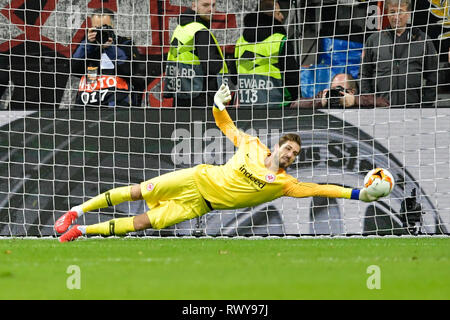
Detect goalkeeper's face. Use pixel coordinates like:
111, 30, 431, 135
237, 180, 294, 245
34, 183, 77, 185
275, 141, 300, 169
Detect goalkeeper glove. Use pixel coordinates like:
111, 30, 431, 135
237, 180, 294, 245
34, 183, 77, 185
358, 188, 380, 202
214, 83, 232, 111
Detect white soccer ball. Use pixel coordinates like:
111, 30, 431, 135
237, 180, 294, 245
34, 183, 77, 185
363, 168, 395, 198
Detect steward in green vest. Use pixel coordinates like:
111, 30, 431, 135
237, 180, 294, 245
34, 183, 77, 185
235, 0, 300, 108
163, 6, 229, 108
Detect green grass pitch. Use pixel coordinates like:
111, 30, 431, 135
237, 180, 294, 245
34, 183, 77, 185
0, 237, 448, 300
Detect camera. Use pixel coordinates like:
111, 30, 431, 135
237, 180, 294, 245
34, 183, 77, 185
325, 85, 345, 107
95, 25, 115, 44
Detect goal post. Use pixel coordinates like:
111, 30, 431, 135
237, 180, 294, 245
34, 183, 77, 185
0, 0, 449, 237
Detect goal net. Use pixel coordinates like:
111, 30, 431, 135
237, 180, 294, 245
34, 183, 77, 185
0, 0, 449, 236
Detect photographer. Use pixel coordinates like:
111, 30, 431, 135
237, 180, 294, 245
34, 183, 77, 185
71, 8, 144, 107
290, 73, 390, 108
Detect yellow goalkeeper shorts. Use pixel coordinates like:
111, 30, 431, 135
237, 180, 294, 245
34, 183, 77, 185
140, 167, 211, 229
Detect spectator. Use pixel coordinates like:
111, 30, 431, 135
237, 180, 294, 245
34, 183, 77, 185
290, 73, 390, 108
163, 0, 229, 108
360, 0, 438, 107
234, 0, 300, 108
71, 8, 145, 107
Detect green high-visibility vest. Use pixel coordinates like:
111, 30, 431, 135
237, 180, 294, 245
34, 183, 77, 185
235, 33, 290, 107
164, 21, 228, 100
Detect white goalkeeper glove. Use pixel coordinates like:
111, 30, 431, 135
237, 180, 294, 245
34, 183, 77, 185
214, 83, 232, 111
359, 187, 380, 202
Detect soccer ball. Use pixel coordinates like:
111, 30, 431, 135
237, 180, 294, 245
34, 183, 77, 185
364, 168, 395, 198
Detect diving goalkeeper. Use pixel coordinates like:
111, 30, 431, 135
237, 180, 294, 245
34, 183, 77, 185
55, 84, 381, 242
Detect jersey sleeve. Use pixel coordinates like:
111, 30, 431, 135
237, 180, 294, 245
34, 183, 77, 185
283, 178, 353, 199
213, 107, 249, 147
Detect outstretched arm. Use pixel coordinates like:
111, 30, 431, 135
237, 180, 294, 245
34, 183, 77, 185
284, 180, 379, 202
213, 84, 247, 147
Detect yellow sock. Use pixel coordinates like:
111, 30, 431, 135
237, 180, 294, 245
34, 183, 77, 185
81, 186, 133, 213
85, 221, 111, 236
85, 217, 136, 236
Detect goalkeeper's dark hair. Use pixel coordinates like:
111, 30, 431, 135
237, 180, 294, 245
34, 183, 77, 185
279, 133, 301, 149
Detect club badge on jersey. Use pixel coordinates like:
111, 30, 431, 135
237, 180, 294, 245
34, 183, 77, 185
78, 67, 129, 106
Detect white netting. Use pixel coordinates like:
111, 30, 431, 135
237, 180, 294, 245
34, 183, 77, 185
0, 0, 448, 236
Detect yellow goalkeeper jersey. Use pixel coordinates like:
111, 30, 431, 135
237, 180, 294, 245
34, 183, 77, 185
193, 107, 354, 210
